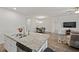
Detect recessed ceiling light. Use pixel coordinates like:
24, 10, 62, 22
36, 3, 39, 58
36, 16, 47, 19
13, 8, 16, 10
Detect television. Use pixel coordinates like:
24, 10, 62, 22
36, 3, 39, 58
63, 22, 76, 28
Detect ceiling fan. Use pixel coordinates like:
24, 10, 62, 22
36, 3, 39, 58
65, 7, 79, 14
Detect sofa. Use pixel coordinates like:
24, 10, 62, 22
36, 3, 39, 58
69, 32, 79, 48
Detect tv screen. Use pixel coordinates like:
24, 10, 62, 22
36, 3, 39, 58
63, 22, 76, 28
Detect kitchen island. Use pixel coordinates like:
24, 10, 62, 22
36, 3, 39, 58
4, 32, 49, 52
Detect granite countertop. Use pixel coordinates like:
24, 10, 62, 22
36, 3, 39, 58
4, 32, 49, 51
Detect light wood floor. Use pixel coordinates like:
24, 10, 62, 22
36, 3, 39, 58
48, 33, 79, 52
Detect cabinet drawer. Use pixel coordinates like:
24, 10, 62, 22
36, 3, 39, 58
4, 36, 17, 52
4, 41, 17, 52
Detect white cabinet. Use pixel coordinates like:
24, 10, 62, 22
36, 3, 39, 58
4, 36, 17, 52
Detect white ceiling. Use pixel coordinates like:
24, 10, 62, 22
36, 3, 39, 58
3, 7, 77, 17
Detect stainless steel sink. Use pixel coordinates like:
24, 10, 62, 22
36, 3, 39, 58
11, 34, 27, 39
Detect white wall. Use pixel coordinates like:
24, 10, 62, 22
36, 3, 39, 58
52, 14, 79, 34
51, 17, 58, 34
2, 8, 79, 36
0, 8, 26, 34
0, 8, 53, 34
29, 17, 52, 32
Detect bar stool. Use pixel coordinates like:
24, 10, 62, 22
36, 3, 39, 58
44, 47, 54, 52
0, 41, 7, 52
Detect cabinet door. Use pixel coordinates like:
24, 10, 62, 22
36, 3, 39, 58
37, 40, 48, 52
4, 36, 17, 52
5, 41, 17, 52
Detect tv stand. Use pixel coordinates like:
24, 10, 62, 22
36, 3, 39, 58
66, 29, 71, 35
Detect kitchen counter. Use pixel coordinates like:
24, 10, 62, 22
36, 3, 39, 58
4, 32, 49, 52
